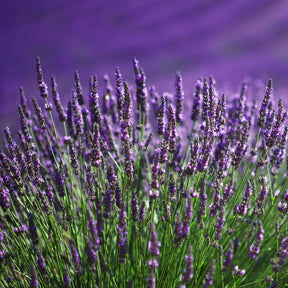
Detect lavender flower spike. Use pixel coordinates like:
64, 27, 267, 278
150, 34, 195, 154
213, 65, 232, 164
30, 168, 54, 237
63, 266, 71, 288
175, 71, 184, 124
204, 259, 216, 287
69, 239, 83, 276
249, 220, 264, 259
181, 245, 193, 283
36, 56, 48, 98
30, 262, 39, 288
258, 79, 273, 128
148, 223, 161, 258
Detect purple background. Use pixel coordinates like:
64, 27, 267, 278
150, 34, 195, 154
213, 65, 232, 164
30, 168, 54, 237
1, 0, 288, 130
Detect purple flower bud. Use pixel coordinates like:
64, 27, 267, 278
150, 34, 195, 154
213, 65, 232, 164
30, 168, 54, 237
204, 259, 216, 287
32, 97, 46, 130
131, 193, 139, 222
256, 176, 268, 215
197, 177, 207, 229
237, 180, 252, 216
74, 70, 84, 105
139, 201, 146, 223
115, 67, 123, 120
174, 211, 183, 243
51, 76, 67, 122
71, 91, 84, 137
89, 75, 102, 125
191, 80, 202, 122
223, 240, 233, 271
102, 182, 113, 219
147, 259, 157, 288
86, 238, 98, 272
148, 223, 161, 258
133, 58, 149, 124
233, 266, 246, 276
157, 95, 166, 135
30, 262, 39, 288
90, 124, 102, 167
249, 220, 264, 259
175, 72, 184, 124
266, 98, 284, 148
182, 197, 193, 237
36, 57, 48, 99
63, 266, 71, 288
258, 79, 273, 128
181, 245, 193, 283
0, 187, 10, 210
167, 105, 177, 154
35, 247, 46, 275
19, 87, 31, 118
29, 214, 38, 245
69, 239, 83, 276
53, 164, 66, 197
272, 234, 288, 273
117, 204, 127, 263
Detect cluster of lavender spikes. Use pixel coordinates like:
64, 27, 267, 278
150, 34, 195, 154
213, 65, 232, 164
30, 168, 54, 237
1, 58, 288, 287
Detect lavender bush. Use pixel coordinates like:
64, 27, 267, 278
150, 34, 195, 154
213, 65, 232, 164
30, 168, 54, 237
0, 57, 288, 287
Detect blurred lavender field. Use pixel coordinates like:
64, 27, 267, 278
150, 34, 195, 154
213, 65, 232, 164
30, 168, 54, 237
1, 0, 288, 130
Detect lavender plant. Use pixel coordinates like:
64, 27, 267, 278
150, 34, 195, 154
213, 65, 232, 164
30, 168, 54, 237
0, 58, 288, 287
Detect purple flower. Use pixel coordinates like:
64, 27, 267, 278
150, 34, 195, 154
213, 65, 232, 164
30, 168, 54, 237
174, 211, 183, 243
30, 263, 39, 288
53, 164, 66, 197
133, 58, 149, 125
0, 187, 10, 210
139, 201, 146, 223
182, 197, 193, 237
89, 75, 102, 125
29, 214, 38, 245
71, 91, 84, 137
147, 259, 158, 288
102, 182, 113, 219
35, 247, 46, 275
202, 78, 209, 122
249, 220, 264, 259
265, 98, 284, 148
148, 223, 161, 258
204, 259, 216, 287
256, 176, 268, 215
69, 239, 83, 276
233, 266, 246, 276
175, 71, 184, 124
51, 76, 67, 122
237, 180, 252, 216
115, 67, 123, 121
131, 193, 139, 222
156, 95, 166, 135
258, 79, 273, 128
86, 238, 98, 272
214, 206, 225, 241
231, 119, 249, 168
167, 105, 177, 154
191, 79, 202, 122
223, 240, 233, 271
169, 172, 176, 202
117, 203, 127, 263
32, 97, 46, 130
36, 57, 48, 99
197, 177, 207, 229
181, 245, 193, 283
151, 149, 161, 189
272, 234, 288, 273
63, 266, 71, 288
74, 70, 84, 105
